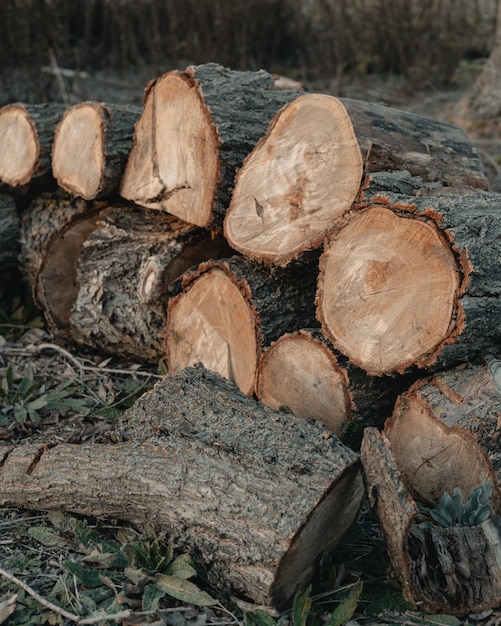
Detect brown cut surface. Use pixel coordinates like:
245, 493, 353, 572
120, 72, 219, 227
256, 332, 351, 435
0, 105, 38, 185
52, 103, 105, 198
166, 270, 257, 395
317, 203, 460, 374
224, 94, 363, 265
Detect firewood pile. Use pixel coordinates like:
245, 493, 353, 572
1, 63, 501, 614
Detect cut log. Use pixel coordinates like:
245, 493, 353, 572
0, 194, 20, 294
0, 103, 66, 187
316, 192, 501, 375
165, 255, 320, 395
20, 194, 231, 361
384, 360, 501, 507
255, 329, 414, 437
224, 96, 488, 266
0, 365, 365, 610
52, 102, 140, 200
361, 426, 501, 615
224, 94, 363, 265
120, 63, 302, 230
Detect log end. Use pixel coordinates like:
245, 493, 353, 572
0, 104, 39, 186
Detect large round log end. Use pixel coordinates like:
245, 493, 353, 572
0, 104, 39, 186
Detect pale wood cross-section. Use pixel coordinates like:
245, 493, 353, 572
225, 93, 363, 266
52, 102, 139, 200
0, 103, 66, 187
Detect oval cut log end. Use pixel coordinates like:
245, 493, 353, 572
120, 71, 219, 228
52, 102, 105, 199
225, 94, 363, 265
0, 104, 39, 186
317, 202, 462, 374
165, 268, 258, 395
256, 332, 352, 435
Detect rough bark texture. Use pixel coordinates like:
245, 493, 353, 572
0, 366, 364, 610
120, 63, 301, 230
165, 255, 320, 395
0, 193, 20, 294
0, 103, 66, 187
361, 427, 501, 615
317, 192, 501, 375
224, 93, 363, 266
52, 102, 140, 200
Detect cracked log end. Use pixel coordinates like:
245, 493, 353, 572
0, 104, 39, 186
166, 266, 258, 395
120, 70, 219, 227
317, 201, 462, 375
52, 102, 106, 199
255, 331, 352, 435
224, 93, 363, 266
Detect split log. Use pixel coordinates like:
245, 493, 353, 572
20, 194, 231, 361
384, 359, 501, 507
120, 63, 302, 230
165, 255, 320, 395
224, 96, 488, 266
317, 192, 501, 375
255, 329, 415, 438
361, 426, 501, 615
0, 103, 66, 188
0, 365, 365, 610
52, 102, 140, 200
0, 194, 20, 294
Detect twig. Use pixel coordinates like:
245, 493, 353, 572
78, 609, 134, 624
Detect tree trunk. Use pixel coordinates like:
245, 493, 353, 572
254, 329, 415, 438
165, 255, 320, 395
361, 427, 501, 615
0, 193, 20, 294
0, 365, 364, 610
224, 95, 488, 266
384, 360, 501, 508
317, 192, 501, 375
120, 63, 302, 230
0, 103, 66, 188
20, 195, 231, 362
52, 102, 140, 200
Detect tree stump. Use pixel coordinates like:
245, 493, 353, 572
0, 103, 66, 188
52, 102, 140, 200
0, 365, 364, 610
120, 63, 302, 230
361, 426, 501, 615
317, 192, 501, 375
165, 255, 320, 395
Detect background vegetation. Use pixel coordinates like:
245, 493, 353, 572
0, 0, 497, 105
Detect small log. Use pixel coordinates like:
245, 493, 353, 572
0, 103, 66, 187
165, 255, 320, 395
317, 192, 501, 375
361, 427, 501, 615
0, 193, 20, 294
225, 97, 488, 267
120, 63, 302, 230
0, 365, 364, 610
255, 329, 414, 437
52, 102, 140, 200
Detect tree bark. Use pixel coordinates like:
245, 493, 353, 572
224, 95, 488, 266
165, 255, 320, 395
120, 63, 302, 230
52, 102, 140, 200
0, 103, 66, 188
0, 365, 364, 610
361, 426, 501, 615
0, 193, 20, 295
317, 192, 501, 375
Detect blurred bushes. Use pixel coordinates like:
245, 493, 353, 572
0, 0, 496, 103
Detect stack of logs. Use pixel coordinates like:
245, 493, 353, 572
1, 63, 501, 614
